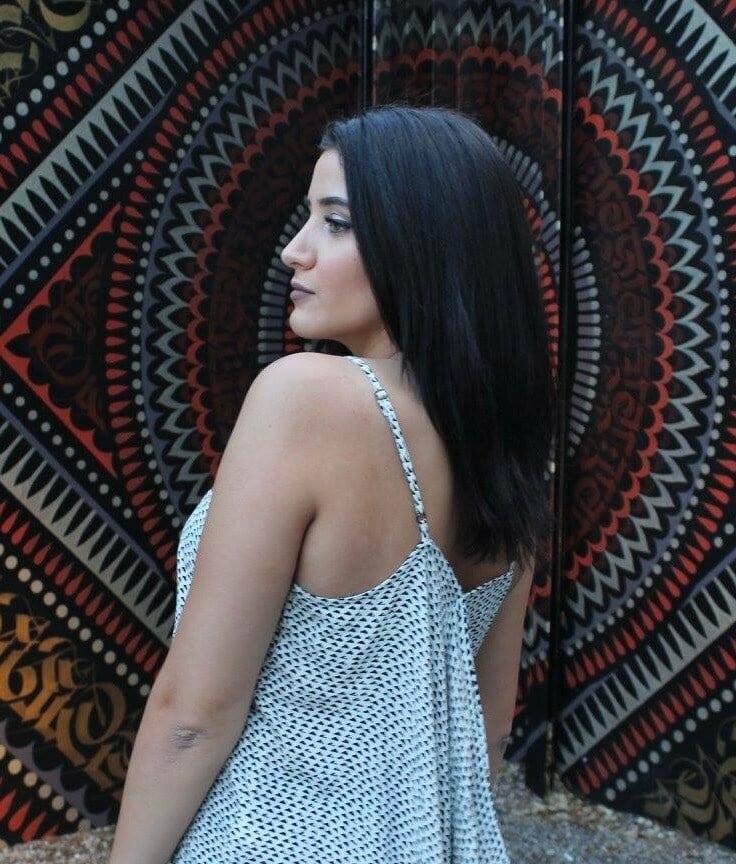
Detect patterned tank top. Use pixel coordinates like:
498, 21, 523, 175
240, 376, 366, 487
169, 355, 515, 863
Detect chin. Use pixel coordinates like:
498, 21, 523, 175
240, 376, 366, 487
288, 312, 318, 341
288, 309, 349, 347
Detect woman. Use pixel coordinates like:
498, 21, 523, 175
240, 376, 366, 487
109, 105, 555, 864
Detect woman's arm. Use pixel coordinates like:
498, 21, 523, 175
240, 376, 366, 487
108, 353, 332, 864
486, 732, 514, 784
474, 554, 535, 783
108, 692, 249, 864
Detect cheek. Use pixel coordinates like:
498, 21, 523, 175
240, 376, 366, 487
319, 247, 377, 317
319, 242, 366, 289
327, 241, 362, 275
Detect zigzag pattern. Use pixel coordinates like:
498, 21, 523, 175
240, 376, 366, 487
0, 0, 733, 850
374, 3, 561, 76
146, 20, 361, 508
643, 0, 736, 117
0, 419, 172, 638
559, 563, 736, 769
0, 0, 241, 273
566, 36, 714, 623
567, 228, 601, 454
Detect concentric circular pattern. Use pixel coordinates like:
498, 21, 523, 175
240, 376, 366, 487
555, 1, 736, 846
1, 0, 734, 852
0, 0, 361, 847
372, 0, 736, 846
369, 0, 566, 768
106, 3, 362, 572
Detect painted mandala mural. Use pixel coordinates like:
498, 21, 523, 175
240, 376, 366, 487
556, 0, 736, 845
364, 0, 736, 847
0, 0, 734, 852
0, 0, 361, 846
370, 0, 565, 790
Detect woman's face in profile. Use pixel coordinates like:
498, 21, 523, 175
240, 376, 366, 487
281, 149, 380, 347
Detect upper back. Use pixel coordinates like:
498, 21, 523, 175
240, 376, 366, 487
292, 354, 512, 600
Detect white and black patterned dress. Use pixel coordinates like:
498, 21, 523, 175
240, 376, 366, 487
170, 355, 515, 864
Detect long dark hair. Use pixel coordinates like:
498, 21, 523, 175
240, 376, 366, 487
318, 105, 555, 568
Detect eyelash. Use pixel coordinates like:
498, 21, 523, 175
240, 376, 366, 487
302, 209, 351, 235
325, 216, 350, 234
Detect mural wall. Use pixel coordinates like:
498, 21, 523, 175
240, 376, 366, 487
0, 0, 734, 852
371, 0, 736, 848
367, 0, 566, 792
0, 0, 363, 846
556, 0, 736, 845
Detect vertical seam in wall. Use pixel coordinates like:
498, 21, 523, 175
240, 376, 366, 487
546, 0, 578, 794
361, 0, 375, 110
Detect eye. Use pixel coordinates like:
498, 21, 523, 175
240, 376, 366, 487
325, 216, 351, 234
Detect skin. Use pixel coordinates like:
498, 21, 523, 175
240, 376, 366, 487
281, 150, 533, 778
280, 148, 400, 361
108, 148, 532, 864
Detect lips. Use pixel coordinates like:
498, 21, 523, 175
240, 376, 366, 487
289, 284, 314, 303
290, 281, 314, 294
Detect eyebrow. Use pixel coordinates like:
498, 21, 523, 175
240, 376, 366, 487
305, 195, 350, 208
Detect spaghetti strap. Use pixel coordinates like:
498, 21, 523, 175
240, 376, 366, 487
170, 357, 515, 862
346, 355, 430, 543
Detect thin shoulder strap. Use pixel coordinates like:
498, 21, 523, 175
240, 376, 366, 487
346, 356, 430, 543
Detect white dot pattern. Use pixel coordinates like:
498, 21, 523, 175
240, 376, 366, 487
170, 356, 514, 863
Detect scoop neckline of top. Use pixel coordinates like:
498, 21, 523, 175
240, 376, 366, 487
290, 536, 516, 604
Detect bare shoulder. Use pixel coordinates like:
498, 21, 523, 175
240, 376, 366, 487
213, 353, 361, 527
252, 351, 356, 395
252, 350, 339, 384
246, 352, 363, 430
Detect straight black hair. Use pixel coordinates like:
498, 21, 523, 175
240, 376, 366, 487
318, 105, 555, 568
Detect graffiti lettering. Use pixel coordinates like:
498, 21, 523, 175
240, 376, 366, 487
38, 0, 91, 33
0, 1, 92, 103
0, 593, 139, 797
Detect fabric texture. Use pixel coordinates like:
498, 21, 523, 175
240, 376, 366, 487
169, 355, 515, 863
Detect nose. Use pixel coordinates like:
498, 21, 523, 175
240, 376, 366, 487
280, 221, 314, 271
